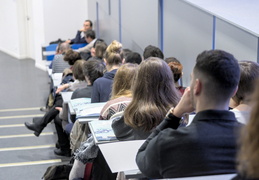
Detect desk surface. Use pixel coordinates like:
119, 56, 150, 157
61, 91, 73, 103
184, 0, 259, 36
51, 73, 63, 87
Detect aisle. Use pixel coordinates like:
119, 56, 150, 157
0, 51, 69, 179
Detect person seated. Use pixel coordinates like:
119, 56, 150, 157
125, 52, 142, 64
24, 60, 87, 137
166, 57, 185, 95
77, 30, 96, 56
229, 60, 259, 124
51, 42, 71, 74
136, 50, 243, 179
91, 40, 123, 103
90, 39, 107, 62
69, 63, 138, 180
53, 59, 105, 157
233, 79, 259, 180
99, 63, 138, 120
143, 45, 164, 60
112, 57, 180, 141
66, 20, 93, 44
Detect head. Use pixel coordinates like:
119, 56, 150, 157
143, 45, 164, 60
237, 78, 259, 178
83, 20, 93, 31
231, 60, 259, 107
56, 42, 71, 54
72, 60, 86, 81
124, 57, 180, 131
166, 57, 183, 83
94, 41, 108, 59
125, 52, 142, 64
91, 39, 106, 57
84, 30, 96, 43
122, 49, 132, 63
104, 40, 123, 69
190, 50, 240, 110
64, 50, 82, 65
83, 60, 105, 85
111, 63, 138, 99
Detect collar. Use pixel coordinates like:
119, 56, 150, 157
193, 109, 236, 122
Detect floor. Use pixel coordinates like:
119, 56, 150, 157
0, 51, 69, 179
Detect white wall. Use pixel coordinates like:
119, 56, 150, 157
0, 0, 20, 58
0, 0, 88, 71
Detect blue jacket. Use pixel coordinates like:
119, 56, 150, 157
91, 69, 117, 103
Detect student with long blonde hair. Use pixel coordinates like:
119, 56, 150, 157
99, 63, 138, 120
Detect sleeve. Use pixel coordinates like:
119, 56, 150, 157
77, 43, 92, 53
70, 31, 82, 44
111, 116, 135, 141
91, 81, 100, 103
135, 114, 181, 178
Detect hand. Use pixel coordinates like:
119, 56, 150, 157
173, 87, 195, 117
79, 27, 85, 32
65, 40, 71, 44
55, 84, 66, 94
55, 107, 62, 112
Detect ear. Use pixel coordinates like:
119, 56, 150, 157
193, 79, 202, 95
231, 86, 238, 97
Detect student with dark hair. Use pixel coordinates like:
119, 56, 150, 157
54, 60, 105, 157
125, 52, 142, 64
143, 45, 164, 60
77, 29, 96, 55
230, 60, 259, 124
112, 57, 180, 140
63, 49, 81, 66
166, 57, 185, 95
136, 50, 242, 178
66, 20, 93, 44
91, 40, 123, 103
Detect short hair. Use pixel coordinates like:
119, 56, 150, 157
124, 57, 180, 131
143, 45, 164, 60
95, 41, 107, 59
122, 49, 132, 60
72, 60, 86, 81
83, 60, 105, 85
58, 42, 71, 54
64, 50, 82, 65
84, 29, 96, 39
85, 20, 93, 27
232, 60, 259, 104
194, 50, 240, 101
166, 57, 183, 82
111, 63, 138, 99
125, 52, 142, 64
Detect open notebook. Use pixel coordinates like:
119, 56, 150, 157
88, 120, 118, 144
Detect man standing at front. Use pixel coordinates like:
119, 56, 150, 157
136, 50, 242, 178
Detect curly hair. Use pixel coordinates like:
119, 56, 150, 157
64, 50, 82, 65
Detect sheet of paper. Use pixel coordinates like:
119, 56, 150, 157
98, 140, 145, 173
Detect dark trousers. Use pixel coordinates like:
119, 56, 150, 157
54, 115, 70, 151
36, 95, 63, 127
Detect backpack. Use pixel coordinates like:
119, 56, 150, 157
42, 164, 72, 180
